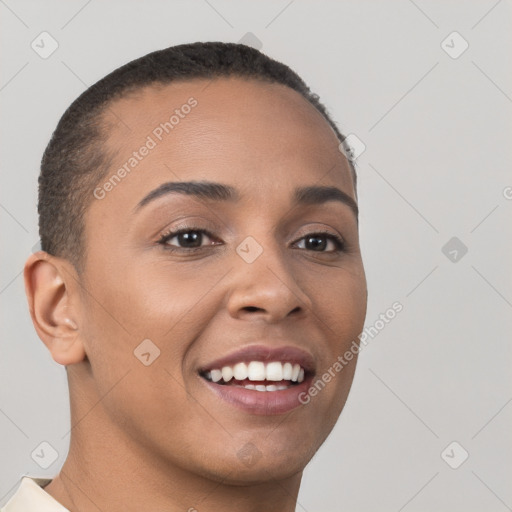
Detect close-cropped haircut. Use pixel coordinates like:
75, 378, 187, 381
38, 41, 357, 273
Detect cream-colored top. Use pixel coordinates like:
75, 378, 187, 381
1, 476, 69, 511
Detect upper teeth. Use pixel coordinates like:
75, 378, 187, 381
206, 361, 305, 384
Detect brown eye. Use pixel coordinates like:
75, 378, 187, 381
171, 231, 203, 248
294, 232, 345, 252
158, 228, 218, 251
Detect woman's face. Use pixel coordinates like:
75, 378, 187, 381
76, 77, 367, 482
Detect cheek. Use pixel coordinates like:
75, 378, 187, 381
307, 265, 366, 408
77, 269, 206, 451
84, 259, 201, 333
316, 264, 367, 337
79, 261, 221, 381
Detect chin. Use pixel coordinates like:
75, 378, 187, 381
181, 443, 313, 486
210, 457, 307, 486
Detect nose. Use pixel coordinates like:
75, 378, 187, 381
225, 238, 313, 324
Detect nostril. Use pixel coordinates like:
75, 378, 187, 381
244, 306, 261, 312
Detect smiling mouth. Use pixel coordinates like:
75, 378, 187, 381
199, 360, 307, 392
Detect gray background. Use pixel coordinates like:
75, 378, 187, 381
1, 1, 511, 510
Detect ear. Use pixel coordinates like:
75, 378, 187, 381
24, 251, 87, 366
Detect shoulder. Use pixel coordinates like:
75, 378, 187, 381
1, 476, 69, 512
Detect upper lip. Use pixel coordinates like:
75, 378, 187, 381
199, 344, 316, 375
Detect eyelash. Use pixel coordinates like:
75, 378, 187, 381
156, 226, 345, 254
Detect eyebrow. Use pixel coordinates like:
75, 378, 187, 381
134, 180, 358, 218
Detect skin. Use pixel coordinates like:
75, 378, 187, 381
24, 76, 367, 512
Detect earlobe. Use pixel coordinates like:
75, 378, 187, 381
24, 252, 87, 366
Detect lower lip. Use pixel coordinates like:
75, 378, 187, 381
200, 376, 313, 415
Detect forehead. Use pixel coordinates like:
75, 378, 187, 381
102, 77, 352, 182
105, 76, 335, 139
91, 77, 355, 221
